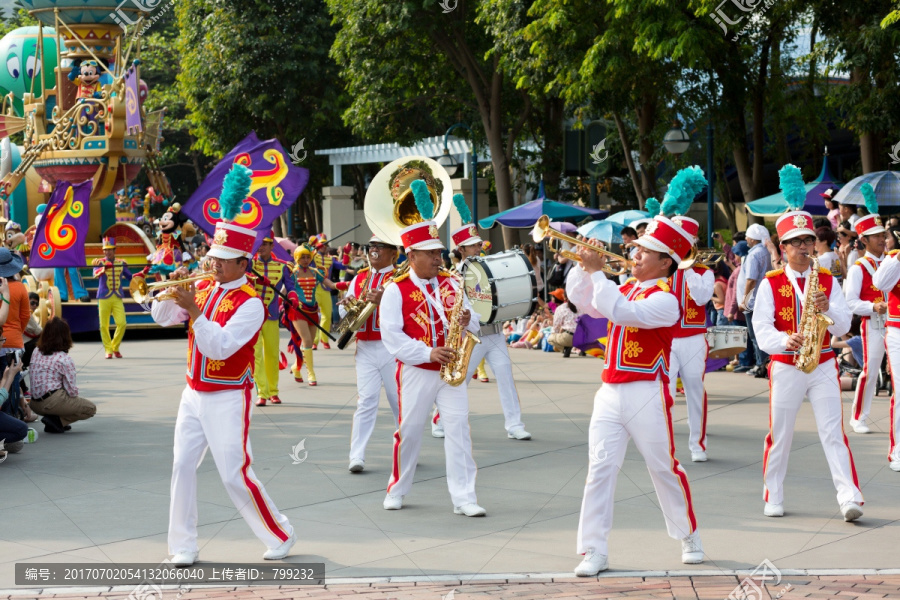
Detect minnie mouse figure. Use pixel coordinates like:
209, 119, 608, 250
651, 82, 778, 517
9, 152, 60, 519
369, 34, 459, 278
147, 203, 191, 280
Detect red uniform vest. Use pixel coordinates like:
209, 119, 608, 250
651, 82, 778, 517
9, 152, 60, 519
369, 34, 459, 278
670, 265, 710, 338
394, 270, 459, 371
353, 266, 395, 342
186, 280, 262, 391
884, 250, 900, 328
601, 279, 674, 384
852, 256, 887, 322
766, 268, 835, 366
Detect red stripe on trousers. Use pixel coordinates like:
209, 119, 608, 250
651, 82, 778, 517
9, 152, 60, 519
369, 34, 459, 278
660, 378, 697, 533
241, 386, 289, 542
387, 362, 404, 494
852, 319, 869, 420
762, 361, 775, 503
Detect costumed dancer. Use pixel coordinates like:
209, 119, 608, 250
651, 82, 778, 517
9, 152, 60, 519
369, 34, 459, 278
753, 165, 863, 521
249, 231, 296, 406
658, 167, 715, 462
380, 178, 484, 516
150, 164, 295, 566
433, 193, 531, 441
148, 204, 190, 281
312, 235, 353, 349
342, 235, 400, 473
843, 184, 887, 434
567, 214, 703, 576
286, 244, 338, 386
92, 237, 132, 359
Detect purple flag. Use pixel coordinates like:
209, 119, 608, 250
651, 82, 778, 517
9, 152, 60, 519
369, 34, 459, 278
181, 131, 310, 253
30, 180, 92, 268
124, 64, 142, 135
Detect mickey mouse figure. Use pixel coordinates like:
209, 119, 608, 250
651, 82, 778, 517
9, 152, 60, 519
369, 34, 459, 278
67, 59, 103, 100
147, 203, 191, 281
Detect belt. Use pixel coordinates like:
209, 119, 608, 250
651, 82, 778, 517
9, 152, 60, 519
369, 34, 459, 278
34, 389, 61, 401
480, 322, 504, 336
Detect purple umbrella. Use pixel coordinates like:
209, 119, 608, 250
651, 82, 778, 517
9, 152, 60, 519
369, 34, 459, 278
550, 221, 578, 234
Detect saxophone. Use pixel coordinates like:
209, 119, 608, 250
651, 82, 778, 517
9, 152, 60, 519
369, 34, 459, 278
793, 257, 835, 374
440, 272, 481, 386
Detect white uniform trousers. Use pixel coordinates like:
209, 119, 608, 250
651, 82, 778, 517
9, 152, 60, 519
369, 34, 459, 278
464, 332, 525, 432
388, 363, 478, 506
577, 378, 697, 556
349, 339, 400, 462
851, 317, 886, 425
763, 360, 863, 507
667, 334, 709, 454
884, 329, 900, 462
169, 385, 293, 554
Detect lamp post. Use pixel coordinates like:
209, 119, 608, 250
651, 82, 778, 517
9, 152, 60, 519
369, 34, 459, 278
440, 122, 478, 225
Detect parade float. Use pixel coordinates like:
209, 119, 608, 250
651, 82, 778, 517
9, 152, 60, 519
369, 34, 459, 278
0, 0, 171, 331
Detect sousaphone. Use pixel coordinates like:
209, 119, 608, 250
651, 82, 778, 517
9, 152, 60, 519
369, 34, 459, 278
364, 155, 454, 245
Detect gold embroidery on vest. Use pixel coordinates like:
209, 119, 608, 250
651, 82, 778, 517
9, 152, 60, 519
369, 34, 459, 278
208, 360, 225, 372
778, 284, 792, 298
625, 326, 638, 333
779, 306, 793, 321
623, 341, 643, 358
410, 289, 424, 303
218, 297, 236, 313
686, 307, 699, 320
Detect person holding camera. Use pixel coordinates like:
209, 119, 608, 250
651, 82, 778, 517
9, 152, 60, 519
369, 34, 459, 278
0, 248, 29, 420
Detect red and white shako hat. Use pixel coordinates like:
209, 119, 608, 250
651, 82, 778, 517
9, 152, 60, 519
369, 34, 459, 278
369, 233, 395, 247
400, 221, 444, 252
209, 222, 257, 259
451, 223, 482, 247
775, 211, 815, 242
635, 215, 694, 263
854, 214, 885, 237
670, 215, 700, 243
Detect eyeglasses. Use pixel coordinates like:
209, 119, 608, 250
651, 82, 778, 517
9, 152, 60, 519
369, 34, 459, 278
369, 243, 393, 251
786, 237, 817, 247
837, 231, 849, 237
208, 256, 238, 264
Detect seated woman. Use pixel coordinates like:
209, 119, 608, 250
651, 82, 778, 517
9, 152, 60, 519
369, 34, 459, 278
28, 317, 96, 434
0, 360, 26, 454
548, 290, 578, 357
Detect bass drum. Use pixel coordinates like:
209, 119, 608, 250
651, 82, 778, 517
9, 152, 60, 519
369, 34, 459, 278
460, 249, 537, 325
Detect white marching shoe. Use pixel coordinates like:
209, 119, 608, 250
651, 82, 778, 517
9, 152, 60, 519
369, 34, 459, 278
764, 503, 784, 517
171, 551, 198, 567
891, 454, 900, 472
348, 458, 365, 472
263, 531, 297, 560
574, 549, 608, 576
431, 421, 445, 438
841, 501, 863, 522
453, 503, 486, 517
383, 493, 403, 510
849, 419, 870, 434
681, 532, 704, 564
691, 450, 708, 462
507, 427, 532, 440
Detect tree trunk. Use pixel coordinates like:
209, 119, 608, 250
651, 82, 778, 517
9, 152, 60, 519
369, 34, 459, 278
750, 33, 772, 200
860, 131, 882, 173
636, 94, 659, 200
540, 97, 565, 198
191, 151, 204, 187
613, 111, 645, 207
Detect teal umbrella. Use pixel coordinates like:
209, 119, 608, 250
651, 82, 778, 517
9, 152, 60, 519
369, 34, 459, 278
746, 154, 842, 217
577, 220, 626, 244
605, 210, 651, 225
478, 199, 605, 229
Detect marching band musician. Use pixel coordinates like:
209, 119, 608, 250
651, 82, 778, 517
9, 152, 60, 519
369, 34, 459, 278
752, 207, 863, 521
447, 197, 531, 441
151, 214, 296, 566
567, 215, 704, 576
248, 231, 296, 406
666, 216, 714, 462
92, 237, 132, 359
843, 191, 887, 434
379, 181, 485, 517
342, 235, 400, 473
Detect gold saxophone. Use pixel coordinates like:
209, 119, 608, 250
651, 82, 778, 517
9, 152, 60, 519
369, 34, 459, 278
440, 272, 481, 386
793, 257, 835, 374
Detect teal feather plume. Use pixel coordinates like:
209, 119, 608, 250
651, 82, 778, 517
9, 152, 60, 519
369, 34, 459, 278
411, 179, 434, 221
661, 166, 707, 216
778, 164, 806, 211
220, 164, 253, 222
861, 182, 878, 215
644, 197, 660, 216
452, 193, 471, 224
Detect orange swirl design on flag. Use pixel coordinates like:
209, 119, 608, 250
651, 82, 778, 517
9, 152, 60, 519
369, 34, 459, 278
37, 186, 83, 260
201, 196, 263, 229
234, 150, 289, 206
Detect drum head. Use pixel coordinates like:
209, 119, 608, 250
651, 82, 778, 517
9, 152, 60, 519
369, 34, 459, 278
461, 259, 495, 324
460, 250, 537, 325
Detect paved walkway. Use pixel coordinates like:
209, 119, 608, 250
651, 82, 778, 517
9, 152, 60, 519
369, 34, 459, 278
3, 330, 899, 594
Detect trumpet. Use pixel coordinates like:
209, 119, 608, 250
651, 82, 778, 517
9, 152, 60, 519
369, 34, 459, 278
129, 271, 215, 310
531, 215, 632, 276
679, 247, 725, 270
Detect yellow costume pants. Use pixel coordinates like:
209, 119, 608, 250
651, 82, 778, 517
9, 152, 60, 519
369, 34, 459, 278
254, 319, 281, 398
315, 287, 333, 345
98, 296, 126, 353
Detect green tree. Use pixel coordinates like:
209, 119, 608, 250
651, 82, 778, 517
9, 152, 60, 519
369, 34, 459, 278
175, 0, 352, 235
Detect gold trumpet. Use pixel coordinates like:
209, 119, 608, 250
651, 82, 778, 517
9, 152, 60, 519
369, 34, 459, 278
531, 215, 632, 276
129, 271, 215, 310
679, 247, 725, 270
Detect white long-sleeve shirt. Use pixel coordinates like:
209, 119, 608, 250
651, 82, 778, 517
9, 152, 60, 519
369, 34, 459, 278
150, 275, 264, 361
380, 269, 480, 367
874, 252, 900, 292
566, 266, 678, 328
752, 267, 851, 356
684, 268, 715, 305
844, 251, 885, 317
